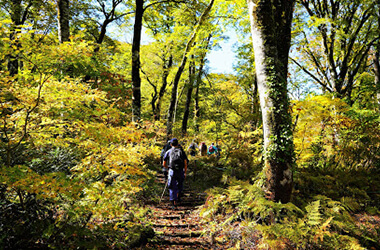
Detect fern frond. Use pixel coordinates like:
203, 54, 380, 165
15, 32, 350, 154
340, 196, 361, 212
306, 200, 322, 226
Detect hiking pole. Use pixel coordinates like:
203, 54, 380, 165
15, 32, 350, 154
159, 178, 169, 204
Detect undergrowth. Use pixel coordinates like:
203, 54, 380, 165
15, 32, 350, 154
200, 176, 380, 249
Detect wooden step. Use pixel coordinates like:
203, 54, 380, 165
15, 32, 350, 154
156, 214, 183, 220
157, 235, 210, 246
155, 230, 205, 238
152, 223, 200, 229
147, 169, 212, 249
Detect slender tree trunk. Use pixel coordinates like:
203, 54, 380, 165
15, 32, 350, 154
182, 86, 193, 134
58, 0, 70, 43
147, 76, 158, 118
173, 85, 185, 124
247, 0, 295, 203
97, 20, 110, 45
182, 61, 195, 135
193, 56, 208, 131
8, 0, 22, 76
7, 0, 33, 75
194, 84, 200, 117
131, 0, 144, 122
194, 80, 201, 132
167, 51, 189, 135
192, 35, 211, 132
375, 47, 380, 104
249, 76, 260, 130
375, 1, 380, 104
151, 93, 158, 117
155, 54, 173, 121
166, 0, 214, 136
93, 19, 110, 53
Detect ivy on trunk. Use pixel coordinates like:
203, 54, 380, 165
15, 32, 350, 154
247, 0, 295, 203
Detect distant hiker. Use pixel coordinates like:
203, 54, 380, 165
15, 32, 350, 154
163, 138, 188, 209
199, 142, 207, 156
187, 140, 198, 157
216, 144, 222, 158
207, 142, 218, 156
160, 140, 171, 179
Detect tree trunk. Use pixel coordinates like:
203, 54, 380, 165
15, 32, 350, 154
58, 0, 70, 43
131, 0, 144, 122
166, 0, 214, 136
375, 1, 380, 104
375, 45, 380, 104
7, 0, 33, 75
151, 90, 158, 118
250, 76, 260, 130
194, 83, 200, 131
193, 35, 211, 132
155, 54, 173, 121
247, 0, 295, 203
173, 85, 185, 124
96, 19, 110, 45
182, 61, 195, 135
8, 0, 22, 76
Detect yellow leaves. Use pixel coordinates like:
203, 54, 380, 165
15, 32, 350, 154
320, 216, 333, 231
293, 95, 353, 166
239, 131, 255, 139
0, 165, 83, 201
1, 72, 158, 226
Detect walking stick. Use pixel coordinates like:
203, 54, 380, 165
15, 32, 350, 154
159, 177, 169, 203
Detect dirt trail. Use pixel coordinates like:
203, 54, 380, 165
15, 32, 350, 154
145, 172, 216, 249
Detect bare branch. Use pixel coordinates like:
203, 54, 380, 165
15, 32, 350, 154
290, 57, 333, 92
141, 67, 157, 92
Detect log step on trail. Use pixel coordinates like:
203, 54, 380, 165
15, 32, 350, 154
145, 170, 216, 249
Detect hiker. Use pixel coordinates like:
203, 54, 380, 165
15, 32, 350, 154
215, 144, 222, 158
163, 138, 188, 209
160, 140, 171, 179
207, 142, 218, 156
187, 140, 198, 157
199, 142, 207, 156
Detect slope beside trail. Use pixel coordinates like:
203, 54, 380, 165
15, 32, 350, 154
144, 163, 227, 250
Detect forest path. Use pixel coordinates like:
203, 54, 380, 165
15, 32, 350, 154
144, 170, 220, 249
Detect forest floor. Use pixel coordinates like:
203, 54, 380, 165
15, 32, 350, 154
141, 156, 235, 250
141, 159, 380, 249
144, 170, 224, 249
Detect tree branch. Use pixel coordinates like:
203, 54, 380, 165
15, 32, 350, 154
290, 57, 332, 92
144, 0, 186, 11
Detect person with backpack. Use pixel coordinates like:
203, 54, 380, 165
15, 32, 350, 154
160, 140, 171, 180
163, 138, 188, 209
199, 142, 207, 156
207, 142, 218, 156
215, 144, 222, 158
187, 140, 198, 157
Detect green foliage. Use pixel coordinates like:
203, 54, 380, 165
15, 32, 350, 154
29, 147, 80, 175
201, 178, 379, 249
0, 34, 157, 246
293, 94, 380, 170
0, 188, 56, 248
220, 128, 263, 180
1, 1, 379, 248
